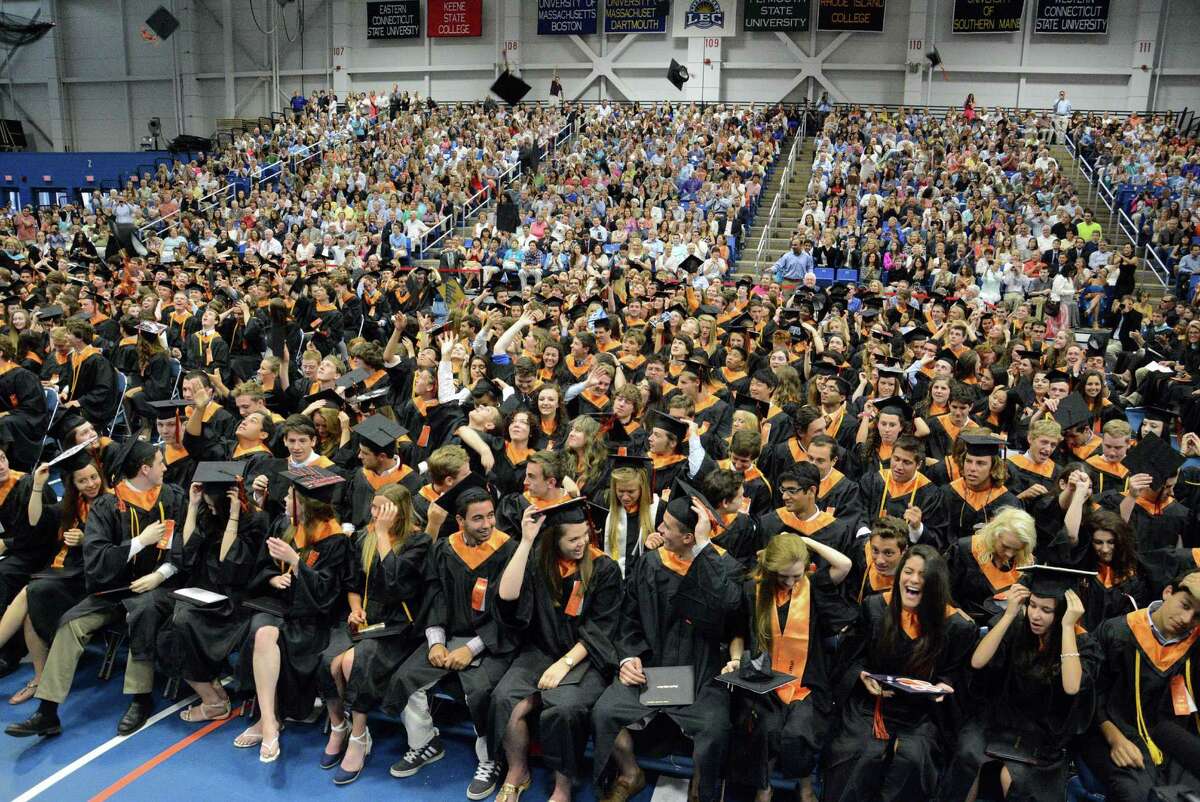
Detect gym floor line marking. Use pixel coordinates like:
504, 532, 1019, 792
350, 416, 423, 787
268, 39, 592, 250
87, 705, 244, 802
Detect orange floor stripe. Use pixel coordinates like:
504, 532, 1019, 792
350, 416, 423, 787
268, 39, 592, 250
87, 705, 244, 802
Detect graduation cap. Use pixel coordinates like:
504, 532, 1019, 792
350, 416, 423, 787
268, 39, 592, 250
679, 254, 702, 274
608, 451, 653, 473
148, 398, 192, 420
1045, 369, 1071, 385
874, 395, 914, 423
490, 70, 531, 105
353, 414, 407, 453
901, 326, 932, 344
336, 367, 372, 390
1053, 393, 1092, 431
303, 387, 345, 409
646, 409, 689, 446
36, 304, 63, 321
1139, 406, 1177, 425
109, 437, 157, 485
674, 479, 720, 528
532, 495, 596, 528
1018, 564, 1096, 599
935, 348, 959, 365
876, 362, 905, 378
137, 320, 167, 337
1123, 433, 1185, 486
282, 465, 346, 503
192, 461, 247, 489
715, 652, 796, 695
348, 386, 391, 409
684, 357, 711, 383
695, 304, 720, 318
433, 473, 491, 517
733, 392, 770, 421
47, 435, 98, 468
48, 410, 89, 444
1085, 335, 1107, 358
959, 431, 1006, 457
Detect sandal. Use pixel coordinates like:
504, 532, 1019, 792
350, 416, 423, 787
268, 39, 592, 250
320, 720, 350, 769
8, 679, 38, 705
259, 735, 281, 764
495, 776, 532, 802
180, 700, 231, 723
233, 725, 263, 749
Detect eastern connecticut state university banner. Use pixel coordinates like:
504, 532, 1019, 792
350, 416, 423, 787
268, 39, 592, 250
671, 0, 738, 37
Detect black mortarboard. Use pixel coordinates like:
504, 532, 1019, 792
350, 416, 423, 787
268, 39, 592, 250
715, 653, 797, 695
148, 398, 192, 420
1019, 564, 1096, 599
47, 435, 98, 468
901, 326, 932, 344
936, 348, 959, 365
733, 392, 770, 420
646, 409, 689, 446
490, 70, 531, 105
696, 304, 720, 317
353, 414, 406, 452
534, 495, 594, 527
1085, 335, 1107, 358
684, 358, 711, 383
1053, 393, 1092, 431
434, 473, 490, 516
876, 362, 905, 378
959, 431, 1006, 457
110, 438, 157, 485
348, 386, 391, 409
36, 304, 63, 321
145, 5, 180, 40
875, 395, 913, 422
303, 387, 345, 409
674, 479, 719, 527
193, 461, 247, 489
679, 254, 703, 273
1140, 406, 1177, 424
48, 410, 89, 444
608, 451, 653, 473
336, 367, 372, 390
1123, 433, 1185, 486
282, 465, 346, 503
1045, 369, 1071, 385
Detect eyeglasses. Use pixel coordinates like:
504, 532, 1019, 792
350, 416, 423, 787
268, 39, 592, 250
779, 486, 802, 496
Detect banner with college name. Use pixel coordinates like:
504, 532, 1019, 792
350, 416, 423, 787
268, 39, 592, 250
744, 0, 810, 31
952, 0, 1024, 33
538, 0, 599, 34
1034, 0, 1108, 34
366, 1, 420, 39
817, 0, 885, 32
672, 0, 738, 37
604, 0, 669, 33
427, 0, 482, 37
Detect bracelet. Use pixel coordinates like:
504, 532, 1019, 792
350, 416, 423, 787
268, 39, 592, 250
1061, 652, 1080, 659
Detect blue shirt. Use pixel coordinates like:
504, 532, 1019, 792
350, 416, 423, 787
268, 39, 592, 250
772, 251, 813, 280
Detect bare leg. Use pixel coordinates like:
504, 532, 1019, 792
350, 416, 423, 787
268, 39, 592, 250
610, 728, 640, 784
251, 626, 282, 755
501, 695, 538, 786
965, 773, 980, 802
23, 618, 48, 680
184, 679, 226, 705
999, 765, 1012, 797
339, 711, 370, 772
799, 776, 817, 802
0, 587, 28, 648
548, 771, 573, 802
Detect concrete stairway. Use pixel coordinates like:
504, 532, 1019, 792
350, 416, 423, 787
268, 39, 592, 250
736, 136, 816, 278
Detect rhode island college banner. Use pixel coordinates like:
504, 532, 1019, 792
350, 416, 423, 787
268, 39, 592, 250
427, 0, 482, 37
672, 0, 738, 37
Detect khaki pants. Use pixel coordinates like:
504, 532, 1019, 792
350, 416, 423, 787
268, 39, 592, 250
35, 610, 154, 704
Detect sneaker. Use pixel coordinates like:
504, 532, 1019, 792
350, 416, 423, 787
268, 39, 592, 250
389, 737, 445, 778
467, 760, 502, 801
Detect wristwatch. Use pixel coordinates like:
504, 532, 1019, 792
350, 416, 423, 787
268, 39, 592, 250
563, 656, 576, 668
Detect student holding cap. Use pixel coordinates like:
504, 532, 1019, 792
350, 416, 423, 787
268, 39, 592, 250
940, 565, 1100, 802
489, 496, 621, 802
947, 506, 1038, 625
233, 465, 349, 763
167, 461, 268, 725
1104, 433, 1189, 552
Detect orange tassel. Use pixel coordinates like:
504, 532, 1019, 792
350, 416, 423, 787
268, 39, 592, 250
872, 697, 890, 740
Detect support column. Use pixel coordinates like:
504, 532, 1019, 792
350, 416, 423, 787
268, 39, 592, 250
176, 0, 203, 136
331, 0, 351, 97
1127, 0, 1162, 112
902, 0, 928, 107
45, 0, 68, 151
222, 0, 235, 116
684, 37, 721, 105
501, 0, 521, 73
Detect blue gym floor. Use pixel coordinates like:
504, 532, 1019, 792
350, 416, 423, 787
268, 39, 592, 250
0, 654, 693, 801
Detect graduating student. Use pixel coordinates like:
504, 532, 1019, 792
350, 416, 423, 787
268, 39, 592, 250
845, 515, 909, 608
699, 470, 762, 571
497, 450, 572, 540
0, 453, 100, 702
0, 340, 51, 472
599, 458, 658, 575
941, 429, 1021, 545
383, 484, 518, 800
165, 462, 268, 724
759, 463, 853, 557
724, 532, 852, 802
319, 484, 430, 785
590, 496, 743, 802
233, 466, 349, 763
808, 433, 863, 524
6, 440, 187, 738
1103, 434, 1190, 552
1006, 418, 1064, 547
1086, 419, 1132, 495
719, 427, 773, 518
939, 567, 1101, 802
149, 400, 197, 488
250, 414, 344, 520
341, 414, 419, 530
490, 497, 622, 802
823, 544, 979, 802
1076, 569, 1200, 802
947, 507, 1038, 625
858, 435, 949, 550
644, 409, 711, 498
62, 318, 118, 429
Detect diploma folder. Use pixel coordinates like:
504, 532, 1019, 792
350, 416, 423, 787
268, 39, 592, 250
171, 587, 228, 607
866, 674, 953, 695
242, 596, 286, 617
350, 622, 410, 642
639, 666, 695, 707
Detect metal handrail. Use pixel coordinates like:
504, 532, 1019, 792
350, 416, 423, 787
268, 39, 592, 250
1143, 233, 1170, 285
753, 116, 806, 276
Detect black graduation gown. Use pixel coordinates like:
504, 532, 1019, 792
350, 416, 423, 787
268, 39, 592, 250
128, 351, 176, 422
823, 594, 979, 802
162, 509, 268, 683
1005, 454, 1063, 549
308, 304, 344, 356
67, 484, 189, 661
23, 498, 86, 643
759, 437, 810, 491
758, 508, 854, 561
731, 572, 840, 789
858, 471, 950, 550
340, 464, 421, 531
182, 331, 230, 375
162, 446, 197, 490
940, 480, 1021, 545
238, 523, 350, 719
320, 531, 431, 713
590, 544, 743, 802
395, 397, 457, 465
383, 529, 519, 734
939, 617, 1101, 802
493, 446, 532, 498
490, 550, 622, 778
817, 468, 864, 529
67, 347, 118, 428
1098, 491, 1192, 551
0, 472, 59, 605
710, 511, 762, 572
946, 534, 1024, 625
0, 363, 50, 471
1077, 612, 1200, 801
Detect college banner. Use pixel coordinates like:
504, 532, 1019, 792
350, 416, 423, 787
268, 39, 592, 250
743, 0, 810, 31
1034, 0, 1108, 34
817, 0, 885, 32
952, 0, 1024, 33
537, 0, 599, 35
604, 0, 669, 33
366, 1, 420, 39
672, 0, 737, 36
427, 0, 482, 37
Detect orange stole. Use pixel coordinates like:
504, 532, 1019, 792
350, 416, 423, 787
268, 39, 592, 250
770, 579, 813, 703
448, 528, 510, 570
971, 533, 1022, 593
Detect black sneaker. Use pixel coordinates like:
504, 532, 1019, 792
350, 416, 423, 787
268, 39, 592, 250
389, 737, 445, 778
466, 760, 501, 800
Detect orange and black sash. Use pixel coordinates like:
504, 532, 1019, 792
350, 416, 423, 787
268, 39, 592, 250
448, 528, 510, 570
770, 578, 813, 703
971, 533, 1022, 592
948, 478, 1008, 511
1008, 453, 1056, 479
775, 508, 835, 535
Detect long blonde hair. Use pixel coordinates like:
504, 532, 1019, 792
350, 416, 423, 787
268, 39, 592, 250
361, 484, 415, 576
605, 467, 652, 557
569, 415, 609, 489
751, 533, 810, 652
974, 506, 1036, 567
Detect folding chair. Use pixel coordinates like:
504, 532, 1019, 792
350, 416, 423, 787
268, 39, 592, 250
106, 371, 129, 439
33, 386, 60, 467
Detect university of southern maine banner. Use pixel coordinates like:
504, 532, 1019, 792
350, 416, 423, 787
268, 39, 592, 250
672, 0, 738, 37
952, 0, 1024, 33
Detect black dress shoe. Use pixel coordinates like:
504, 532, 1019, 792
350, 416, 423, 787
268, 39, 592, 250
117, 698, 153, 735
5, 710, 62, 738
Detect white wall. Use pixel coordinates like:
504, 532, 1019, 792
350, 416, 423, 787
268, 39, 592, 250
1, 0, 1196, 153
